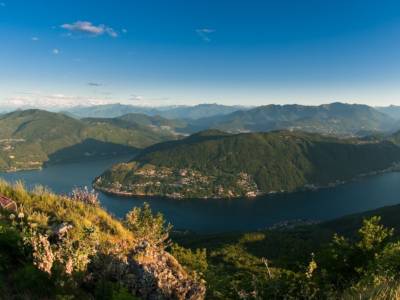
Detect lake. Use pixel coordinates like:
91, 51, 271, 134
1, 156, 400, 232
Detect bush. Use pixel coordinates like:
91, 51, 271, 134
125, 202, 171, 247
13, 265, 55, 299
170, 243, 208, 274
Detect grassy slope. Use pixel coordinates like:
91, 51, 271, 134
0, 180, 133, 245
0, 180, 206, 299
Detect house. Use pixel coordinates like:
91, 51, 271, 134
0, 194, 17, 211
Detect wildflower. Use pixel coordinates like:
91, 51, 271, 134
70, 187, 100, 206
18, 212, 24, 219
9, 213, 15, 220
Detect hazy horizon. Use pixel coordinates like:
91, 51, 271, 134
1, 101, 400, 111
2, 101, 400, 112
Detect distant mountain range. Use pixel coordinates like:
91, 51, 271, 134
376, 105, 400, 120
63, 103, 247, 120
94, 129, 400, 199
0, 110, 180, 171
63, 102, 400, 137
3, 102, 400, 173
185, 102, 397, 136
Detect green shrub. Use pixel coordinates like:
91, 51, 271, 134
125, 202, 171, 247
170, 243, 208, 274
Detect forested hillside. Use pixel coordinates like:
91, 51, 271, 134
95, 130, 400, 198
0, 110, 180, 171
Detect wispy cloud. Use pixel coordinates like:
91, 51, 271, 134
31, 37, 39, 41
122, 28, 128, 34
196, 28, 215, 42
129, 94, 143, 102
88, 82, 102, 87
61, 21, 118, 38
52, 48, 60, 55
0, 2, 5, 7
2, 91, 182, 109
3, 92, 117, 109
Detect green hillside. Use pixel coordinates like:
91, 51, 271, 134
83, 113, 187, 133
94, 130, 400, 198
0, 110, 180, 172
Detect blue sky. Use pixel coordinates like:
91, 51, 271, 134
2, 0, 400, 108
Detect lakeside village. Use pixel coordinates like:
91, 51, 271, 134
94, 161, 400, 199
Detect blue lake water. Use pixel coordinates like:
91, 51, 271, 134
1, 156, 400, 232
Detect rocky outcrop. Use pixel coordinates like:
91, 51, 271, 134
90, 241, 206, 300
128, 241, 206, 299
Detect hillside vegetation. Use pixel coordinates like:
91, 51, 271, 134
171, 203, 400, 299
94, 130, 400, 199
0, 180, 205, 299
3, 179, 400, 299
0, 110, 180, 171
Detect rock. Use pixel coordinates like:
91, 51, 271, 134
89, 241, 206, 300
51, 222, 73, 240
127, 242, 206, 299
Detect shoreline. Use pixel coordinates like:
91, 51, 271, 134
0, 154, 134, 174
93, 163, 400, 200
1, 166, 43, 173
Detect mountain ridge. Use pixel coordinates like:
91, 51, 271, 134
186, 102, 396, 136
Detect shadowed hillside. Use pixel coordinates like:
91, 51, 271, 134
0, 110, 180, 172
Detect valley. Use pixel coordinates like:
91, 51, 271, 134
0, 109, 180, 172
3, 104, 400, 299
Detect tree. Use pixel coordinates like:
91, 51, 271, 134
125, 203, 171, 247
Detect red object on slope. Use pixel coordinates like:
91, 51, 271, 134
0, 194, 17, 211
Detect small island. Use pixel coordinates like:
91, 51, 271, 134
94, 130, 400, 199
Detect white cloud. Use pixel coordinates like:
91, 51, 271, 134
129, 94, 143, 102
52, 48, 60, 55
122, 28, 128, 33
196, 28, 216, 42
61, 21, 118, 38
2, 92, 119, 109
1, 92, 177, 109
31, 37, 39, 41
0, 2, 5, 7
